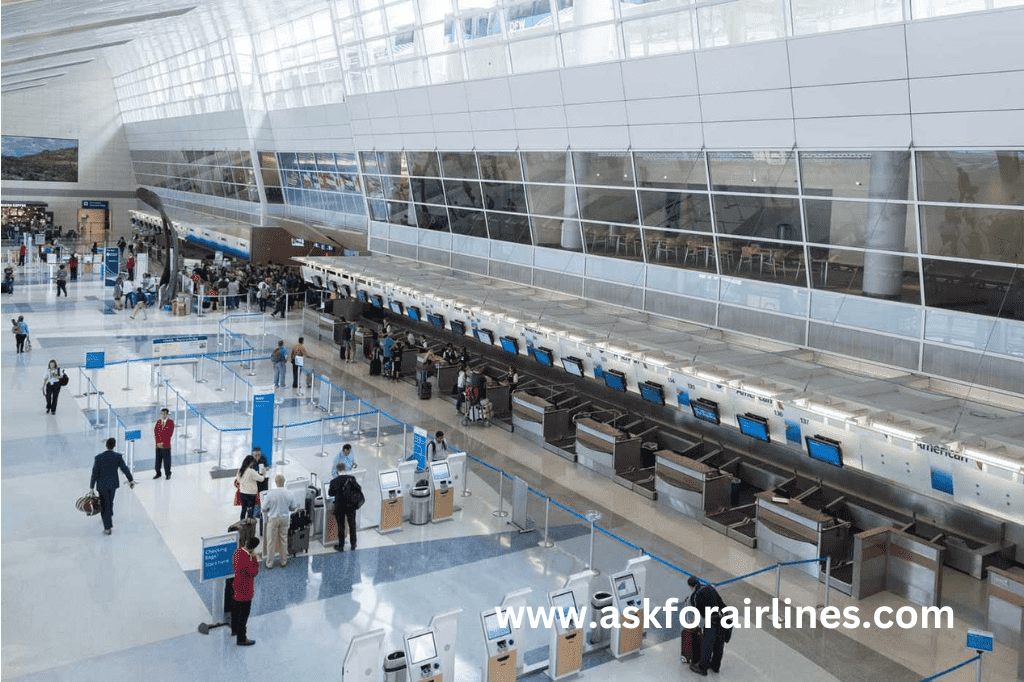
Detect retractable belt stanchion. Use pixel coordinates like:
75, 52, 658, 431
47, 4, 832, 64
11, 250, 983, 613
493, 471, 508, 518
194, 416, 208, 454
341, 392, 349, 430
277, 424, 290, 466
247, 347, 256, 377
317, 418, 329, 457
539, 497, 554, 548
122, 360, 132, 391
355, 399, 362, 435
196, 354, 208, 383
373, 411, 385, 448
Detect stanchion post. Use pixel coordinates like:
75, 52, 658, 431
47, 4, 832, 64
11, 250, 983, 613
341, 393, 349, 428
373, 410, 384, 448
194, 417, 208, 454
355, 399, 362, 434
492, 471, 508, 518
538, 497, 554, 548
216, 357, 225, 391
217, 430, 224, 469
122, 360, 132, 391
106, 404, 112, 439
197, 355, 208, 383
247, 347, 256, 377
317, 418, 329, 457
403, 424, 408, 456
181, 401, 192, 439
274, 402, 283, 442
775, 564, 782, 599
277, 425, 290, 465
823, 556, 831, 609
588, 517, 596, 571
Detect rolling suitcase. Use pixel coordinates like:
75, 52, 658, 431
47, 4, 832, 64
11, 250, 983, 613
369, 357, 382, 376
418, 380, 432, 400
681, 626, 703, 664
288, 517, 310, 556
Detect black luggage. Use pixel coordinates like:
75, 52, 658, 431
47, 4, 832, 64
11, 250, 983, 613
418, 380, 432, 400
681, 626, 702, 664
1, 281, 10, 294
224, 577, 235, 617
370, 357, 382, 376
288, 523, 310, 556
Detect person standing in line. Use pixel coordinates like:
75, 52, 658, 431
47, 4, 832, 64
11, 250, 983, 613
231, 535, 260, 646
427, 431, 448, 462
117, 236, 126, 256
235, 453, 266, 521
328, 463, 359, 552
153, 407, 174, 479
14, 316, 28, 353
3, 265, 14, 295
338, 317, 353, 362
272, 339, 287, 388
289, 337, 306, 389
113, 275, 125, 310
90, 437, 135, 535
69, 252, 78, 281
687, 576, 730, 676
55, 265, 68, 297
126, 253, 136, 281
227, 277, 240, 310
43, 359, 64, 414
260, 474, 296, 569
18, 243, 26, 266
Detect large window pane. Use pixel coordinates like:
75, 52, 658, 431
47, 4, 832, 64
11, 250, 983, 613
558, 0, 615, 28
709, 151, 798, 194
383, 175, 411, 201
448, 208, 488, 237
416, 203, 451, 231
410, 176, 446, 204
466, 44, 508, 79
639, 191, 712, 232
532, 216, 579, 250
526, 183, 567, 216
441, 151, 479, 179
791, 0, 903, 35
805, 246, 920, 303
919, 204, 1024, 264
483, 182, 528, 212
800, 151, 911, 201
359, 151, 379, 174
407, 151, 441, 177
443, 179, 484, 208
623, 12, 694, 58
634, 152, 707, 190
698, 0, 786, 48
506, 0, 555, 36
523, 151, 568, 183
561, 24, 621, 66
378, 151, 405, 175
923, 259, 1022, 319
713, 195, 801, 240
509, 35, 559, 73
643, 229, 718, 273
486, 212, 533, 244
582, 222, 644, 261
573, 152, 635, 187
479, 152, 523, 181
578, 187, 639, 224
720, 238, 811, 287
386, 201, 415, 226
804, 199, 914, 252
917, 151, 1024, 206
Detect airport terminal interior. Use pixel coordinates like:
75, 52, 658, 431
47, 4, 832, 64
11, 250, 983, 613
2, 1, 1023, 681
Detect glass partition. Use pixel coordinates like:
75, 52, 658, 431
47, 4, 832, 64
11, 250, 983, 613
804, 199, 914, 252
917, 151, 1024, 206
919, 204, 1024, 264
709, 150, 798, 194
799, 151, 911, 201
639, 191, 712, 232
523, 151, 568, 184
634, 151, 707, 190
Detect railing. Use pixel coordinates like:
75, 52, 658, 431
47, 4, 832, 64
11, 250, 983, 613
919, 654, 982, 682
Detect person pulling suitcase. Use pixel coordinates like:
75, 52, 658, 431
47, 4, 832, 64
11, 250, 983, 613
685, 576, 732, 676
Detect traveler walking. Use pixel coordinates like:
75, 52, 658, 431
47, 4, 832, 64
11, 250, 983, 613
90, 438, 135, 535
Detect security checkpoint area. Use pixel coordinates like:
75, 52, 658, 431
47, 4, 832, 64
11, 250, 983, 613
2, 276, 1021, 682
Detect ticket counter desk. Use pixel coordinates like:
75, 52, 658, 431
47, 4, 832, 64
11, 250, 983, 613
548, 589, 583, 680
574, 417, 642, 478
755, 492, 849, 578
511, 392, 553, 442
480, 609, 519, 682
430, 460, 455, 522
654, 449, 730, 520
378, 469, 403, 533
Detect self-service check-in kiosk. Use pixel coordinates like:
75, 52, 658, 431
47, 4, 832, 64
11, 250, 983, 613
609, 556, 650, 659
404, 630, 443, 682
548, 589, 583, 679
480, 609, 518, 682
378, 468, 403, 533
343, 628, 385, 682
430, 460, 454, 522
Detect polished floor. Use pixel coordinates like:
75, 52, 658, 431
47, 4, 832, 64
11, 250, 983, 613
1, 269, 1018, 682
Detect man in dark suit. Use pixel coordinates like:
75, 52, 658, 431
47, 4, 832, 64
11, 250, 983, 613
90, 437, 135, 535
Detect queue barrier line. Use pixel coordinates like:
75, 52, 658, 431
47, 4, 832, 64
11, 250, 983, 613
713, 558, 825, 589
919, 654, 980, 682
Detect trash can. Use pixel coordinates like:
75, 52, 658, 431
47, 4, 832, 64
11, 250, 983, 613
590, 591, 614, 645
409, 484, 431, 525
383, 650, 407, 682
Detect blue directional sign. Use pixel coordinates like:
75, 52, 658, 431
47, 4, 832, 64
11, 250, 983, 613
105, 247, 120, 286
252, 391, 275, 466
966, 629, 994, 652
124, 430, 142, 441
85, 350, 105, 369
201, 533, 238, 582
411, 426, 428, 471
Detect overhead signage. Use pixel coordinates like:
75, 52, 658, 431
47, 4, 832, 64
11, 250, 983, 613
82, 200, 109, 209
104, 247, 120, 286
251, 389, 275, 466
152, 335, 209, 357
291, 238, 305, 247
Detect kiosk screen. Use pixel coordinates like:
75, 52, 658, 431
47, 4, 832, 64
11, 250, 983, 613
407, 306, 421, 322
639, 381, 665, 405
484, 612, 512, 641
378, 470, 401, 490
526, 346, 538, 361
427, 313, 445, 328
389, 301, 404, 315
561, 356, 584, 377
342, 284, 352, 297
615, 574, 639, 600
450, 320, 466, 336
430, 461, 451, 482
806, 435, 843, 467
534, 347, 554, 366
475, 328, 495, 345
603, 370, 627, 392
407, 632, 437, 664
691, 398, 720, 425
371, 294, 384, 308
357, 290, 369, 303
500, 336, 519, 354
737, 414, 770, 442
550, 591, 578, 619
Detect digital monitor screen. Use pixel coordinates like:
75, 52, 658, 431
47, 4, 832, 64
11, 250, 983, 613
342, 284, 352, 297
534, 347, 554, 367
526, 346, 537, 360
483, 612, 512, 641
427, 313, 445, 328
691, 398, 721, 425
450, 320, 466, 336
806, 435, 843, 467
371, 294, 383, 308
603, 370, 627, 392
475, 328, 494, 345
407, 632, 437, 664
357, 290, 369, 303
407, 306, 421, 322
500, 336, 519, 354
615, 574, 639, 600
378, 470, 401, 490
639, 381, 665, 405
430, 461, 451, 481
561, 356, 584, 377
737, 414, 771, 442
389, 301, 403, 315
550, 591, 577, 619
593, 365, 605, 380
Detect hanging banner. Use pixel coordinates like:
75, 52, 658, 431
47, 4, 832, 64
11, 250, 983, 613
411, 426, 428, 470
252, 388, 275, 466
105, 247, 120, 286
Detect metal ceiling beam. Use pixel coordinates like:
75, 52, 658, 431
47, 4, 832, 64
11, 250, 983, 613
2, 6, 197, 44
2, 58, 92, 76
1, 39, 131, 66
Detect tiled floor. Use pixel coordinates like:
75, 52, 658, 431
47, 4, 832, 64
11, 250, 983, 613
1, 272, 1019, 682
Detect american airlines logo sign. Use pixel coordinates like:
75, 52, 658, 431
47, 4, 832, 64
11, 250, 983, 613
916, 442, 967, 463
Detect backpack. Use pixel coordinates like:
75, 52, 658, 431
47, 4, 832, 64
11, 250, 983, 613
341, 477, 365, 510
272, 347, 285, 363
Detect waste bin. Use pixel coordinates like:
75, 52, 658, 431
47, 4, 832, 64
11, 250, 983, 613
383, 650, 407, 682
590, 591, 614, 645
409, 484, 431, 525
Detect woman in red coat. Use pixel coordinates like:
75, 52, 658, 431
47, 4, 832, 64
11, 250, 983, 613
232, 536, 260, 646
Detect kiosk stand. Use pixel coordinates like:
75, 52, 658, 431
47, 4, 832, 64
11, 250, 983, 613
430, 460, 455, 522
343, 628, 386, 681
547, 591, 582, 679
608, 555, 651, 659
378, 469, 403, 533
404, 629, 443, 681
480, 608, 518, 682
499, 588, 534, 676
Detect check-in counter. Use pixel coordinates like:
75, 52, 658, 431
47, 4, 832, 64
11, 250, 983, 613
487, 382, 511, 418
755, 492, 850, 579
655, 449, 731, 520
435, 363, 460, 395
852, 527, 944, 607
511, 392, 553, 441
302, 307, 338, 344
574, 417, 641, 478
987, 567, 1024, 649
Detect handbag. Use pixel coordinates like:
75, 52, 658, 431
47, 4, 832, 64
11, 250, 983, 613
233, 478, 241, 506
25, 337, 31, 351
76, 491, 102, 516
59, 371, 69, 387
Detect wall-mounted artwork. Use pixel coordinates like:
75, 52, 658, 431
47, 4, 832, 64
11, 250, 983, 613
1, 135, 79, 183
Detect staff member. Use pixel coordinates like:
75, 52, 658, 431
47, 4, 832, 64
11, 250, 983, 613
231, 536, 260, 646
153, 408, 174, 479
90, 438, 135, 535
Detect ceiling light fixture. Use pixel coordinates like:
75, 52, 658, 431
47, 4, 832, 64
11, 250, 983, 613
871, 421, 922, 442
